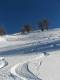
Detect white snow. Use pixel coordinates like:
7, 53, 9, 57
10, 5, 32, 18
28, 50, 60, 80
0, 28, 60, 80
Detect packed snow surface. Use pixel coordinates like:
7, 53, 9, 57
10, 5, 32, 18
0, 28, 60, 80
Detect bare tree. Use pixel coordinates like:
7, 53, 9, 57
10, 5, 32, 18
0, 26, 6, 35
38, 19, 48, 31
21, 24, 32, 33
38, 20, 44, 31
43, 19, 48, 30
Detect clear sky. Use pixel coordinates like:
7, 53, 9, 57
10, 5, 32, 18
0, 0, 60, 34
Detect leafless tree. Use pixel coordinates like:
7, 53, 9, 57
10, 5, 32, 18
38, 19, 48, 31
21, 24, 32, 33
0, 26, 6, 35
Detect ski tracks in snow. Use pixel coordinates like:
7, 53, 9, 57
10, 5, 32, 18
10, 62, 42, 80
10, 54, 45, 80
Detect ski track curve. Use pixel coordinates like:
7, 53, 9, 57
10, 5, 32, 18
10, 54, 45, 80
10, 62, 42, 80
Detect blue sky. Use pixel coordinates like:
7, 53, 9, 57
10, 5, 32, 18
0, 0, 60, 34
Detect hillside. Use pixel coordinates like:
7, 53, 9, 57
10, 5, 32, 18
0, 28, 60, 80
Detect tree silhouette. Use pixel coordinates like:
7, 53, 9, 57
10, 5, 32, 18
43, 19, 48, 30
22, 24, 32, 33
38, 19, 48, 31
0, 26, 6, 35
38, 20, 44, 31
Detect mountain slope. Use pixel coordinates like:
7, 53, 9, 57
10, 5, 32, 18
0, 28, 60, 80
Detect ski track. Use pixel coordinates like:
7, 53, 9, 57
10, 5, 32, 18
9, 54, 45, 80
10, 62, 41, 80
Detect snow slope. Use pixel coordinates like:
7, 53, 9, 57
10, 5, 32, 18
28, 50, 60, 80
0, 28, 60, 80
